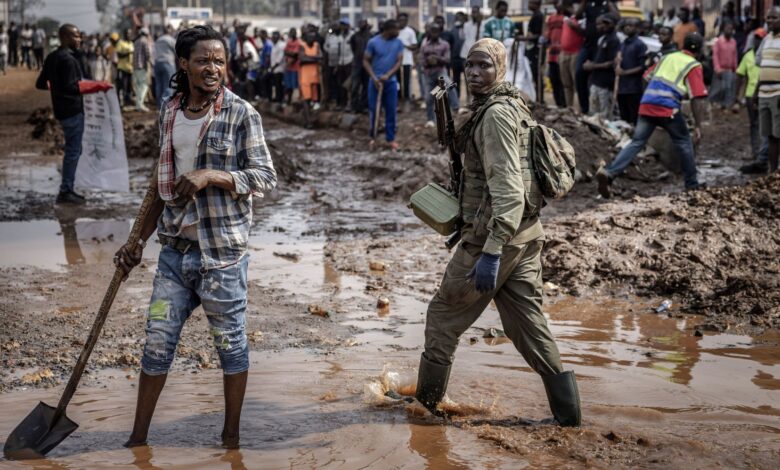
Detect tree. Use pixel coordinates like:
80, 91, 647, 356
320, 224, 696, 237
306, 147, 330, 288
35, 16, 60, 35
10, 0, 46, 24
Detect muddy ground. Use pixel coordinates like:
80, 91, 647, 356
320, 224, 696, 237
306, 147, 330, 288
1, 68, 778, 469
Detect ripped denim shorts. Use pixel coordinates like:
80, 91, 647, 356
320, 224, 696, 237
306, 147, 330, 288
141, 246, 249, 375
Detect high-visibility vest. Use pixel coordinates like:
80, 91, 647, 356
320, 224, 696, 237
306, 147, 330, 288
640, 51, 700, 110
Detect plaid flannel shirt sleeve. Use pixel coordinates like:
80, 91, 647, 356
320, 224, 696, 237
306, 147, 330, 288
230, 104, 277, 195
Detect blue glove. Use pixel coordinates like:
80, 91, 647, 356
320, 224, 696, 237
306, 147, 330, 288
467, 253, 500, 294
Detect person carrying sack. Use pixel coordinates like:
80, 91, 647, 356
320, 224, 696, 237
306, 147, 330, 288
414, 38, 581, 427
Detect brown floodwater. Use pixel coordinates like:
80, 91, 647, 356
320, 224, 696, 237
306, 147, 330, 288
2, 215, 779, 468
1, 125, 778, 467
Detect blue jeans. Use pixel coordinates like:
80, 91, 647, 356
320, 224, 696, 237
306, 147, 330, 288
154, 61, 176, 109
59, 113, 85, 193
425, 70, 459, 122
575, 47, 591, 115
605, 112, 700, 188
368, 79, 398, 142
141, 246, 250, 376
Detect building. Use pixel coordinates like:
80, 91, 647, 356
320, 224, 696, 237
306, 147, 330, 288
0, 0, 9, 26
335, 0, 498, 30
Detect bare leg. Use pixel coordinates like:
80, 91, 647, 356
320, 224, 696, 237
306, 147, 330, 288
221, 371, 248, 449
125, 371, 168, 447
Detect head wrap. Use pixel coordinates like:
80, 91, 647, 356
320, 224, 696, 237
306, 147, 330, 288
467, 38, 507, 91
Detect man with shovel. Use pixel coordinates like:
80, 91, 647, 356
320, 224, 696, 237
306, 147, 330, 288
363, 19, 404, 151
114, 25, 277, 449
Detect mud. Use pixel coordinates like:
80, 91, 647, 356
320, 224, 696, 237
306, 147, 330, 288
543, 174, 780, 333
1, 68, 778, 468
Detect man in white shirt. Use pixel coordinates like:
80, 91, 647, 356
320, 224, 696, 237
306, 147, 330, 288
324, 20, 354, 110
459, 6, 484, 108
234, 26, 259, 99
0, 24, 8, 75
270, 30, 287, 103
396, 13, 418, 102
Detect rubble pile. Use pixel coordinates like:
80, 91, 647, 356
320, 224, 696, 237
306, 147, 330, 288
123, 118, 160, 160
543, 174, 780, 332
26, 107, 63, 154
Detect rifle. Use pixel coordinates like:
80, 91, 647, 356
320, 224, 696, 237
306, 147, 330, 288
431, 76, 463, 249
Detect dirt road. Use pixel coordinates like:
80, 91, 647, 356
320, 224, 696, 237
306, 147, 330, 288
0, 68, 778, 469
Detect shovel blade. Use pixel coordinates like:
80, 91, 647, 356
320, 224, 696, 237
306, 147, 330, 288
3, 402, 79, 460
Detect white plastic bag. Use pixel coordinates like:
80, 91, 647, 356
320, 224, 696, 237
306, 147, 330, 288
75, 88, 130, 192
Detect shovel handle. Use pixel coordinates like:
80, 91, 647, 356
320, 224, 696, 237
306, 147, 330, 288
54, 178, 159, 420
372, 82, 383, 139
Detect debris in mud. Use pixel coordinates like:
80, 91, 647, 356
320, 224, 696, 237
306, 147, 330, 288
376, 296, 390, 308
273, 251, 301, 262
369, 261, 387, 271
483, 328, 506, 339
308, 304, 331, 318
266, 141, 305, 184
20, 368, 54, 385
123, 117, 159, 160
26, 107, 63, 154
655, 300, 673, 313
543, 174, 780, 333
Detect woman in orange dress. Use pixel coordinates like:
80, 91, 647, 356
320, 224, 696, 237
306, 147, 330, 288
298, 30, 322, 129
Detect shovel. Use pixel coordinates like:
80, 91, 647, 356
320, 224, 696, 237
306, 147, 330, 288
372, 80, 384, 140
3, 180, 159, 460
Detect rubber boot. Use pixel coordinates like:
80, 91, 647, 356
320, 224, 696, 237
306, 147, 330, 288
542, 370, 582, 427
125, 371, 168, 447
415, 353, 451, 416
221, 371, 248, 449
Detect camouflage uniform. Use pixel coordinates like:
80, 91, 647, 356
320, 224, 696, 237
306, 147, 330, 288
423, 94, 564, 377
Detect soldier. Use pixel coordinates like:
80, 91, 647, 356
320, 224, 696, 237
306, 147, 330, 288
415, 38, 581, 427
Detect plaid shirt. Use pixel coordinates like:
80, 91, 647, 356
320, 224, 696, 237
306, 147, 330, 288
157, 87, 277, 270
133, 36, 151, 71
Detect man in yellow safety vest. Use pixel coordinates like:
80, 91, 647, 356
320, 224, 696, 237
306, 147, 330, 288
596, 32, 708, 198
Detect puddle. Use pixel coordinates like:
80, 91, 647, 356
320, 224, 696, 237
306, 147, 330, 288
1, 118, 778, 467
0, 218, 160, 271
0, 156, 61, 195
0, 351, 527, 469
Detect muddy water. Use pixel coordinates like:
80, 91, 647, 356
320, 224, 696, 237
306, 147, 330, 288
1, 119, 779, 468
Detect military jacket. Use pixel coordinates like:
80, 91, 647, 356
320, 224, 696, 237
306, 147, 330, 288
459, 94, 544, 256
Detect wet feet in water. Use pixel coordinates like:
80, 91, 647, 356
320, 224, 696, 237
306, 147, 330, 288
221, 431, 240, 449
123, 438, 148, 448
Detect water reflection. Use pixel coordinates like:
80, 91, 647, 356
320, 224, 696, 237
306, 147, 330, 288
0, 217, 159, 271
407, 424, 469, 470
546, 296, 780, 408
128, 445, 163, 470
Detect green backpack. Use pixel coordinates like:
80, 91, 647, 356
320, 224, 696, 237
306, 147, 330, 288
527, 123, 577, 199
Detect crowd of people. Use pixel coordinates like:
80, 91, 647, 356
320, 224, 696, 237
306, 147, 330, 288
6, 0, 779, 199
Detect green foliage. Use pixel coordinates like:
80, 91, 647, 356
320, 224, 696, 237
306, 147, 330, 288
35, 16, 59, 35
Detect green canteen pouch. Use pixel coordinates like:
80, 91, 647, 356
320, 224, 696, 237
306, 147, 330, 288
409, 183, 459, 236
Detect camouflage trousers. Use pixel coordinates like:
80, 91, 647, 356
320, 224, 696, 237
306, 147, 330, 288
423, 239, 564, 377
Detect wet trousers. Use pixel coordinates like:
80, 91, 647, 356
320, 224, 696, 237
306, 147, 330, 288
368, 79, 398, 142
423, 240, 564, 377
141, 246, 250, 376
